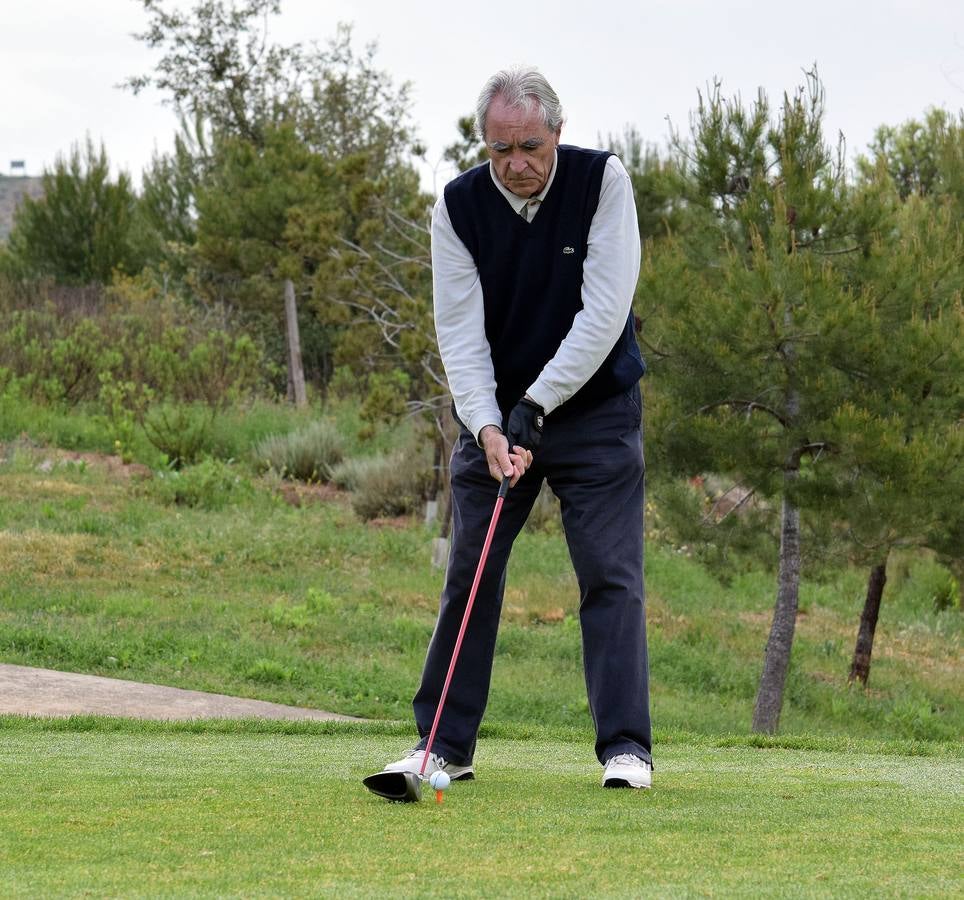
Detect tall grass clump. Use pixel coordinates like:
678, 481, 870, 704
253, 420, 346, 482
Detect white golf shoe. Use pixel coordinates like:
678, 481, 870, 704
602, 753, 652, 789
383, 749, 475, 781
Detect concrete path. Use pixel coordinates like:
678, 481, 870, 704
0, 663, 363, 722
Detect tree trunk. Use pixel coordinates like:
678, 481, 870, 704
284, 279, 307, 408
849, 556, 888, 686
752, 480, 801, 734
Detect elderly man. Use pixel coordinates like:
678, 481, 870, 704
383, 66, 652, 789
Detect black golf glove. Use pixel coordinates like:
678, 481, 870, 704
506, 397, 545, 451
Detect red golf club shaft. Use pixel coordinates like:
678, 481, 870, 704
419, 477, 510, 776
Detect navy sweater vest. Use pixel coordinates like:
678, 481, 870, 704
443, 145, 645, 420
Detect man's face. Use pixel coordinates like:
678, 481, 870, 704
485, 95, 561, 198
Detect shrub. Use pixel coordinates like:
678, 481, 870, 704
347, 451, 434, 521
329, 455, 377, 491
893, 555, 962, 615
0, 307, 119, 407
143, 403, 216, 468
0, 274, 274, 411
253, 420, 345, 482
182, 330, 265, 408
884, 697, 948, 741
149, 458, 252, 510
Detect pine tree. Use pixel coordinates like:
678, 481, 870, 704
642, 72, 962, 731
837, 114, 964, 684
5, 139, 144, 285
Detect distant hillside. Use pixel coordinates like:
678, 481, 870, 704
0, 175, 44, 243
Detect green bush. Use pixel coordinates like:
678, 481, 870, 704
149, 458, 253, 510
143, 403, 216, 468
182, 330, 266, 408
884, 697, 947, 741
893, 555, 961, 615
0, 275, 273, 411
253, 420, 345, 482
0, 308, 118, 407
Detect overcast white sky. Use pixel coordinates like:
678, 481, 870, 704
3, 0, 962, 192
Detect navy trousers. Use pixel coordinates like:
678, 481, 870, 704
413, 385, 651, 767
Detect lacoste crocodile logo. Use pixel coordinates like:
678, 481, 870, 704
562, 246, 575, 254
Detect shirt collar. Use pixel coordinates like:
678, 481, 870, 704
488, 149, 558, 214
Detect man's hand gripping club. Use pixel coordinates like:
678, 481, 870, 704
479, 397, 544, 487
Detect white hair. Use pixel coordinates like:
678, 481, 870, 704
475, 66, 565, 141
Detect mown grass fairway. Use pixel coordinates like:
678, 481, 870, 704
0, 718, 960, 898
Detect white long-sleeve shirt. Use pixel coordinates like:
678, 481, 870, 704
432, 151, 641, 441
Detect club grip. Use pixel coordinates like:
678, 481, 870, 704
498, 477, 510, 500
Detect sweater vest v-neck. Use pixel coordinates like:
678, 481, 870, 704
443, 145, 645, 419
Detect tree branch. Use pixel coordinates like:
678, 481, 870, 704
699, 399, 789, 427
787, 441, 834, 467
701, 485, 757, 525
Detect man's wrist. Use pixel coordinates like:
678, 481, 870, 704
477, 423, 504, 448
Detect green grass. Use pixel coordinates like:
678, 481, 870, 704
0, 391, 408, 469
0, 444, 960, 741
0, 717, 960, 898
1, 445, 960, 895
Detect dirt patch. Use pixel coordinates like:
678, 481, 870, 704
366, 515, 413, 529
276, 480, 348, 508
60, 451, 153, 481
3, 440, 152, 481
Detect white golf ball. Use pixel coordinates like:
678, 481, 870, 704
429, 771, 451, 791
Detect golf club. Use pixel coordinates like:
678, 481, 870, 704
363, 476, 511, 802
